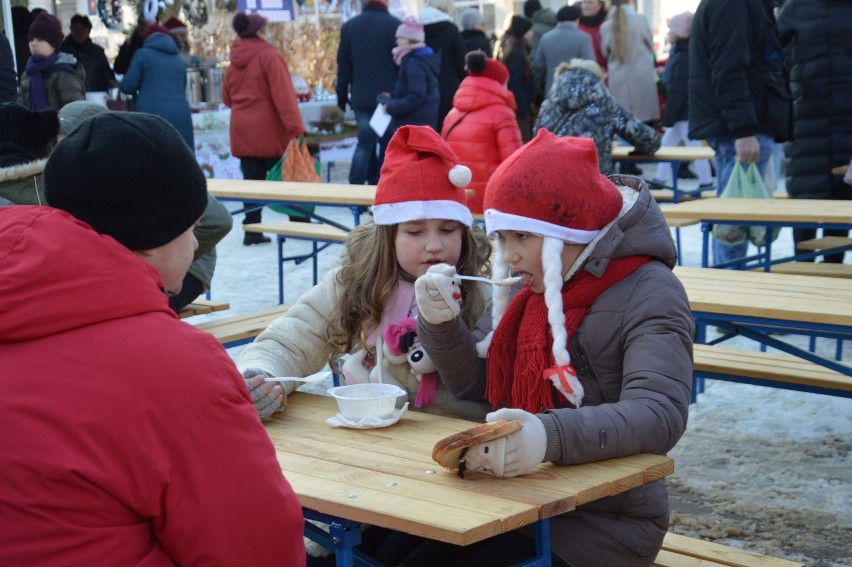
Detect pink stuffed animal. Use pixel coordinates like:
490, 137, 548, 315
383, 317, 438, 408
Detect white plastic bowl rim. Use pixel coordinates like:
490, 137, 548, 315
327, 383, 407, 420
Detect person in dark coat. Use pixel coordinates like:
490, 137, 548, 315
498, 15, 534, 143
460, 8, 491, 57
119, 24, 193, 149
0, 33, 17, 102
382, 18, 440, 131
523, 0, 557, 60
59, 14, 115, 93
688, 0, 790, 267
335, 0, 400, 185
11, 6, 33, 79
420, 0, 467, 132
113, 14, 149, 75
777, 0, 851, 264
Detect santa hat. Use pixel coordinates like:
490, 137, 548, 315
396, 17, 425, 42
478, 131, 622, 392
465, 50, 509, 86
143, 23, 170, 40
164, 17, 188, 34
373, 125, 473, 226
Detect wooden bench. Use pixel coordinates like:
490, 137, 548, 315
665, 218, 701, 266
795, 236, 852, 251
692, 344, 851, 401
178, 299, 230, 318
651, 188, 716, 203
194, 305, 291, 348
244, 222, 349, 304
752, 262, 852, 279
655, 532, 804, 566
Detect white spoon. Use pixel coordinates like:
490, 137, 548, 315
264, 371, 332, 384
456, 275, 522, 287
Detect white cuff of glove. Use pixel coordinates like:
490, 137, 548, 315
462, 408, 548, 478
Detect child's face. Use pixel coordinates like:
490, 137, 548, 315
395, 219, 463, 278
496, 231, 584, 293
29, 38, 55, 57
396, 37, 413, 46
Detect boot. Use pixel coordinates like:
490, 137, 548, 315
244, 232, 271, 246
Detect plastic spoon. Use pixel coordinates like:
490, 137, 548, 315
456, 275, 522, 287
264, 371, 332, 384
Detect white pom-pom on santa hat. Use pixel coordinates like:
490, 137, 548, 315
372, 126, 474, 227
448, 164, 472, 188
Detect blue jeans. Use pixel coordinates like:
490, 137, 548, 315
707, 134, 775, 267
349, 107, 392, 185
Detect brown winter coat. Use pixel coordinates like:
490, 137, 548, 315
18, 53, 86, 110
419, 176, 694, 566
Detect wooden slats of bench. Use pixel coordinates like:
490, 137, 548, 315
693, 344, 851, 395
668, 218, 700, 229
244, 222, 349, 242
178, 299, 230, 318
655, 533, 803, 566
194, 305, 291, 347
795, 236, 852, 251
651, 189, 716, 203
753, 262, 852, 279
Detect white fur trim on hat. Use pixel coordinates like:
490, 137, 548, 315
448, 164, 472, 188
372, 199, 473, 226
484, 209, 600, 244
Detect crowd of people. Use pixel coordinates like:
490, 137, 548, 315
1, 0, 850, 565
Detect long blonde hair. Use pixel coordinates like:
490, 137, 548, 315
326, 222, 492, 360
610, 0, 628, 63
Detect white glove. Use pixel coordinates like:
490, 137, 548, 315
242, 367, 286, 420
844, 157, 852, 186
461, 408, 547, 478
415, 264, 461, 325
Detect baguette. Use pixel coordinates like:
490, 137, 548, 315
431, 419, 523, 471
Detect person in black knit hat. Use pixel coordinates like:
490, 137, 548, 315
45, 112, 208, 288
0, 102, 59, 206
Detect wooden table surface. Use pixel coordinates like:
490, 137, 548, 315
612, 145, 715, 161
832, 164, 849, 176
674, 266, 852, 328
266, 393, 673, 547
661, 197, 852, 223
207, 178, 376, 207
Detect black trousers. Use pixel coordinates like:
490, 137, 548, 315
239, 156, 280, 225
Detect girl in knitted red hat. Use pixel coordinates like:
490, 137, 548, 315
237, 126, 493, 426
409, 130, 694, 566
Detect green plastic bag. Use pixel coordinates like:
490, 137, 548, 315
265, 139, 322, 220
711, 162, 780, 247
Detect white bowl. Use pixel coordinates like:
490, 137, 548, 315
327, 383, 407, 421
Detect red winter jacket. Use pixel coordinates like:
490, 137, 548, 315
441, 76, 522, 213
0, 206, 305, 566
222, 38, 304, 158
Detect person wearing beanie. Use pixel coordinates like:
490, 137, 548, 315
163, 16, 191, 65
335, 0, 400, 186
378, 17, 440, 131
535, 57, 660, 174
576, 0, 609, 71
119, 20, 194, 150
441, 50, 521, 213
59, 14, 116, 93
523, 0, 556, 59
411, 130, 693, 565
652, 11, 714, 190
0, 112, 306, 566
460, 7, 491, 57
222, 11, 304, 244
0, 102, 58, 206
419, 0, 467, 133
18, 12, 85, 111
0, 33, 17, 103
532, 4, 594, 102
497, 15, 535, 142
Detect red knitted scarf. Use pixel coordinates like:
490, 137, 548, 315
486, 255, 650, 412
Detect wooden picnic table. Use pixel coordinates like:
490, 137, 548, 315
612, 145, 716, 203
269, 392, 674, 566
674, 266, 852, 376
661, 198, 852, 268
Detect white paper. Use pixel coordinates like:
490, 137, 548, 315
369, 104, 392, 137
326, 403, 409, 429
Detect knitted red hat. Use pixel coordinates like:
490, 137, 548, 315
373, 125, 473, 226
27, 13, 63, 49
483, 130, 622, 242
466, 51, 510, 86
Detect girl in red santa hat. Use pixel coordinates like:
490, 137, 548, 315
237, 125, 493, 424
407, 129, 694, 566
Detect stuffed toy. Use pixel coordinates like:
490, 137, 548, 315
382, 317, 438, 408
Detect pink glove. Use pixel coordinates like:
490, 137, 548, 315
414, 264, 462, 325
460, 408, 547, 478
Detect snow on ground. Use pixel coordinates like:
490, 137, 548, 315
186, 164, 851, 566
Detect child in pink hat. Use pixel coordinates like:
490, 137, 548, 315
411, 129, 694, 565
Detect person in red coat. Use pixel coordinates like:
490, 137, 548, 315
222, 12, 305, 245
0, 113, 306, 566
441, 50, 522, 213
